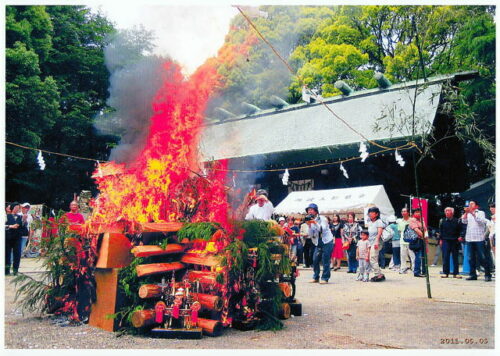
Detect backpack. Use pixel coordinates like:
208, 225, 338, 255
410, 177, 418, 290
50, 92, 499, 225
403, 224, 419, 243
380, 221, 394, 242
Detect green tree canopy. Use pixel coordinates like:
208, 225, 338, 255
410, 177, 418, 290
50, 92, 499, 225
6, 5, 118, 209
210, 5, 495, 184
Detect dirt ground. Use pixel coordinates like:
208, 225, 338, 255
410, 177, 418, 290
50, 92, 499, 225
3, 257, 495, 349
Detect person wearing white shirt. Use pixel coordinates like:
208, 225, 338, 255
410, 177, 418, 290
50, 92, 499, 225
245, 195, 274, 221
461, 200, 492, 281
487, 203, 495, 257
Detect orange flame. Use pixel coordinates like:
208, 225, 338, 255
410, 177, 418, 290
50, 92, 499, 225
90, 27, 257, 234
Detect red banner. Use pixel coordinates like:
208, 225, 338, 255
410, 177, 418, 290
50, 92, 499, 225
411, 198, 428, 226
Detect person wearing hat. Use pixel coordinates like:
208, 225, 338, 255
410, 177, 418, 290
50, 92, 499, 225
245, 194, 274, 220
258, 189, 275, 217
305, 203, 334, 284
18, 203, 33, 258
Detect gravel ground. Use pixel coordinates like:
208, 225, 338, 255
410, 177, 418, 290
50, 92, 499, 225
4, 258, 495, 349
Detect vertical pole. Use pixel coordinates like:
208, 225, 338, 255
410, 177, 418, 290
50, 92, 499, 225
412, 151, 432, 299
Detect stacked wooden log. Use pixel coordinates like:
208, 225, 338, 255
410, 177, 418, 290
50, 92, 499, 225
129, 224, 224, 337
89, 222, 302, 338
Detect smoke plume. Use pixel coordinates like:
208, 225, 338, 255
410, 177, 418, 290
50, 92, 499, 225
95, 30, 171, 164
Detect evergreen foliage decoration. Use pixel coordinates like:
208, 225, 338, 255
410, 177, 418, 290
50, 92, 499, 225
220, 227, 290, 331
237, 220, 274, 247
256, 282, 284, 331
221, 239, 248, 279
12, 212, 98, 321
177, 222, 222, 241
108, 257, 155, 332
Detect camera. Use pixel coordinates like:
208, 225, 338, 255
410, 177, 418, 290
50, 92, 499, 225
304, 214, 315, 222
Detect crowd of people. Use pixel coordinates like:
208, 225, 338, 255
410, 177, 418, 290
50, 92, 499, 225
6, 190, 495, 285
245, 191, 495, 284
4, 200, 86, 275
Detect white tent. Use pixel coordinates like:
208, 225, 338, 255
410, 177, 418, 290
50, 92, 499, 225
274, 185, 395, 219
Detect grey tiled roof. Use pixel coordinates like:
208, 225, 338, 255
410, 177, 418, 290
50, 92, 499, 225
199, 72, 476, 162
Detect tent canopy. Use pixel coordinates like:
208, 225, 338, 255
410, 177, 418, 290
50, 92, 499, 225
274, 185, 395, 219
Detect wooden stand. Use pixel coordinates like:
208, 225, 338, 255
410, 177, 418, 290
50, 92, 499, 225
89, 268, 122, 331
95, 233, 132, 269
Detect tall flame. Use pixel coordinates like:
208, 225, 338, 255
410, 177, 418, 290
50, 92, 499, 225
90, 29, 258, 232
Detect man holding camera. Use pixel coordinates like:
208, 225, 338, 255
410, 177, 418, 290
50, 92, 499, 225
305, 203, 334, 284
461, 200, 492, 281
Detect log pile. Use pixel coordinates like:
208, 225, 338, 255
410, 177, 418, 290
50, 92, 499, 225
89, 220, 302, 339
130, 224, 224, 338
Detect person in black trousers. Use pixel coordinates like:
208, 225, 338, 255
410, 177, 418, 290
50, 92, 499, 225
5, 202, 22, 275
439, 207, 463, 278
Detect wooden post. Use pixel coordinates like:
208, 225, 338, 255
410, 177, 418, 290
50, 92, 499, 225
181, 254, 220, 267
95, 233, 133, 269
89, 268, 121, 331
187, 271, 219, 284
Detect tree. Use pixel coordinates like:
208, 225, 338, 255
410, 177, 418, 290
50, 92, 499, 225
6, 6, 60, 199
6, 5, 118, 208
288, 5, 494, 183
205, 6, 337, 116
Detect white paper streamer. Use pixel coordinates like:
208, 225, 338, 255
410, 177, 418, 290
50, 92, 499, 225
340, 163, 349, 179
37, 150, 46, 170
395, 149, 406, 167
282, 169, 290, 185
359, 142, 369, 162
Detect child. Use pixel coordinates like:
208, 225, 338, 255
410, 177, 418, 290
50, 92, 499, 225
356, 230, 371, 282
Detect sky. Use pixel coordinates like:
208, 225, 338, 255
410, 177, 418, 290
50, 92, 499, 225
90, 3, 238, 74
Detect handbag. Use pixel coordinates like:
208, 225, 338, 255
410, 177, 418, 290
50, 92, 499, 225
403, 225, 419, 243
381, 223, 394, 242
